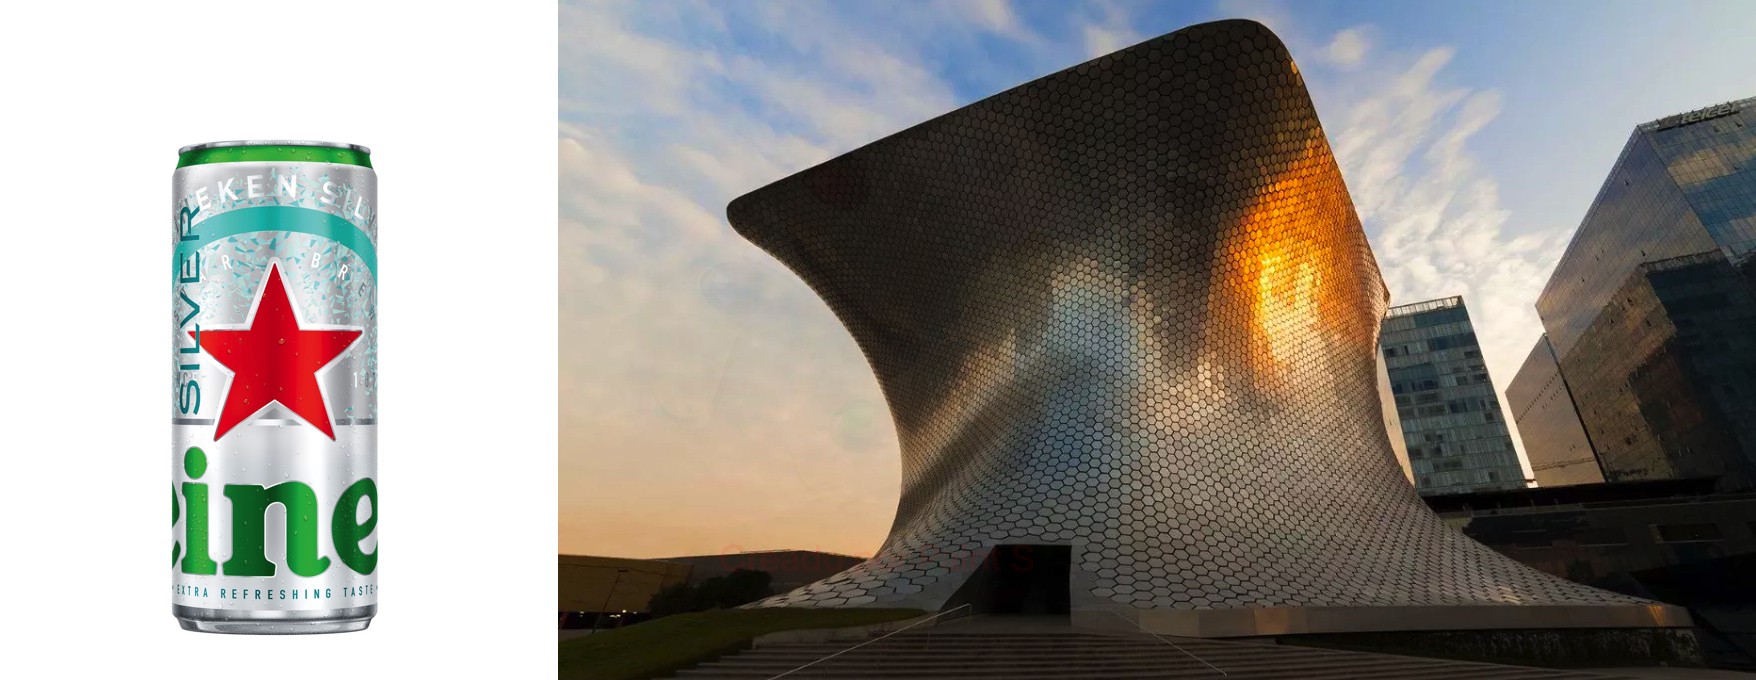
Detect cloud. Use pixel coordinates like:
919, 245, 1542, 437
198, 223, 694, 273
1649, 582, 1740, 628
950, 0, 1039, 43
1215, 0, 1297, 38
1083, 24, 1134, 59
1321, 44, 1569, 478
1078, 0, 1142, 58
1323, 26, 1371, 68
559, 0, 1002, 558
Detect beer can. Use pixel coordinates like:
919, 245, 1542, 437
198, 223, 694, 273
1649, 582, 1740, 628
171, 141, 378, 634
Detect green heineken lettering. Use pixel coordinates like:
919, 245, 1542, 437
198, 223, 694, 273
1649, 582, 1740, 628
223, 481, 332, 577
178, 447, 218, 575
172, 486, 180, 567
332, 478, 378, 575
176, 449, 379, 578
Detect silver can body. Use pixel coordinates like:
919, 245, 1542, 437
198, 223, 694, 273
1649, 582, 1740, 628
171, 145, 378, 634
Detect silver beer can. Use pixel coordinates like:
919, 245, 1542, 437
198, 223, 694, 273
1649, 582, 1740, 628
171, 141, 378, 634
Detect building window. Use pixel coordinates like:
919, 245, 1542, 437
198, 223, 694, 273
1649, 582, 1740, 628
1509, 529, 1551, 548
1576, 527, 1629, 547
1653, 523, 1722, 543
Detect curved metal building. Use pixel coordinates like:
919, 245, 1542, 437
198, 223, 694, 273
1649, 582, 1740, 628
726, 19, 1685, 637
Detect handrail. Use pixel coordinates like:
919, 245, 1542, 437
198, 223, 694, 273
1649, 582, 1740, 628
1104, 610, 1227, 676
765, 604, 973, 680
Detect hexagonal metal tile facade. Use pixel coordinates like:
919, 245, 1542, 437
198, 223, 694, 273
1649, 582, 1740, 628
725, 19, 1657, 626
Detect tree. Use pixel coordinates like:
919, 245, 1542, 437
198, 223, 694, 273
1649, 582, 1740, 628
643, 569, 774, 619
644, 582, 699, 618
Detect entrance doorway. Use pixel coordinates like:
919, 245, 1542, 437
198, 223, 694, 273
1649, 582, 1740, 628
943, 544, 1071, 615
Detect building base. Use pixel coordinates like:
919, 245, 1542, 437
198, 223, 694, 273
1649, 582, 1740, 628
1070, 604, 1700, 667
1271, 627, 1704, 668
1074, 603, 1691, 638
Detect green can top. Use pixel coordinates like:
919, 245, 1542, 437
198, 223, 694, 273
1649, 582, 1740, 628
177, 140, 372, 168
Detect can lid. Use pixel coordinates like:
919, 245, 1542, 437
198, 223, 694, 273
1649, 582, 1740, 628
178, 140, 371, 154
177, 140, 372, 168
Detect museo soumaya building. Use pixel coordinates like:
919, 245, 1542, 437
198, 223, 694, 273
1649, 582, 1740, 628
725, 19, 1690, 641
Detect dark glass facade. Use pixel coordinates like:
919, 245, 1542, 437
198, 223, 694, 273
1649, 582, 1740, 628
1647, 103, 1756, 258
1380, 296, 1526, 495
1534, 98, 1756, 491
1507, 335, 1603, 487
1536, 130, 1717, 358
1423, 479, 1756, 669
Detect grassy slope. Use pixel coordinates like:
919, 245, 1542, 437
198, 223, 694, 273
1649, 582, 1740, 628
558, 608, 926, 680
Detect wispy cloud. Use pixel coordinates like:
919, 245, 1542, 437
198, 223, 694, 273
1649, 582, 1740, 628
949, 0, 1041, 44
558, 0, 1022, 557
1323, 26, 1371, 68
1313, 33, 1564, 477
1078, 0, 1143, 58
1330, 46, 1564, 385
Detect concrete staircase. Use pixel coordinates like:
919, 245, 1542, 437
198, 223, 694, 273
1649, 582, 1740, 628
671, 629, 1629, 679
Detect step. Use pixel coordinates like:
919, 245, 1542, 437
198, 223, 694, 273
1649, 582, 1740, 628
678, 656, 1537, 678
674, 629, 1629, 680
736, 644, 1357, 661
675, 642, 1625, 680
713, 649, 1400, 667
748, 643, 1313, 653
676, 665, 1602, 680
746, 644, 1322, 656
703, 654, 1407, 669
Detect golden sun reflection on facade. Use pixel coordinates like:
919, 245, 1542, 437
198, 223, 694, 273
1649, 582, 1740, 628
1222, 134, 1377, 389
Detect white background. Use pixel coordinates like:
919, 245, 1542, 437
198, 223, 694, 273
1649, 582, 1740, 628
0, 1, 557, 676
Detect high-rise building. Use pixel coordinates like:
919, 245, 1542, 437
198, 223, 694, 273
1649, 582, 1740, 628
1532, 97, 1756, 490
1379, 296, 1527, 495
1506, 334, 1603, 487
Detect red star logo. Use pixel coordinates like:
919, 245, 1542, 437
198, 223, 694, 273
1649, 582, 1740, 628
194, 262, 363, 440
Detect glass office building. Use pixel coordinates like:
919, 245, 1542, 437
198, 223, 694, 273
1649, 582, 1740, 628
1380, 296, 1527, 495
1506, 335, 1603, 487
1533, 97, 1756, 490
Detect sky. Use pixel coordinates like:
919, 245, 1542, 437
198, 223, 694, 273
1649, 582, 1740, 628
559, 0, 1756, 559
